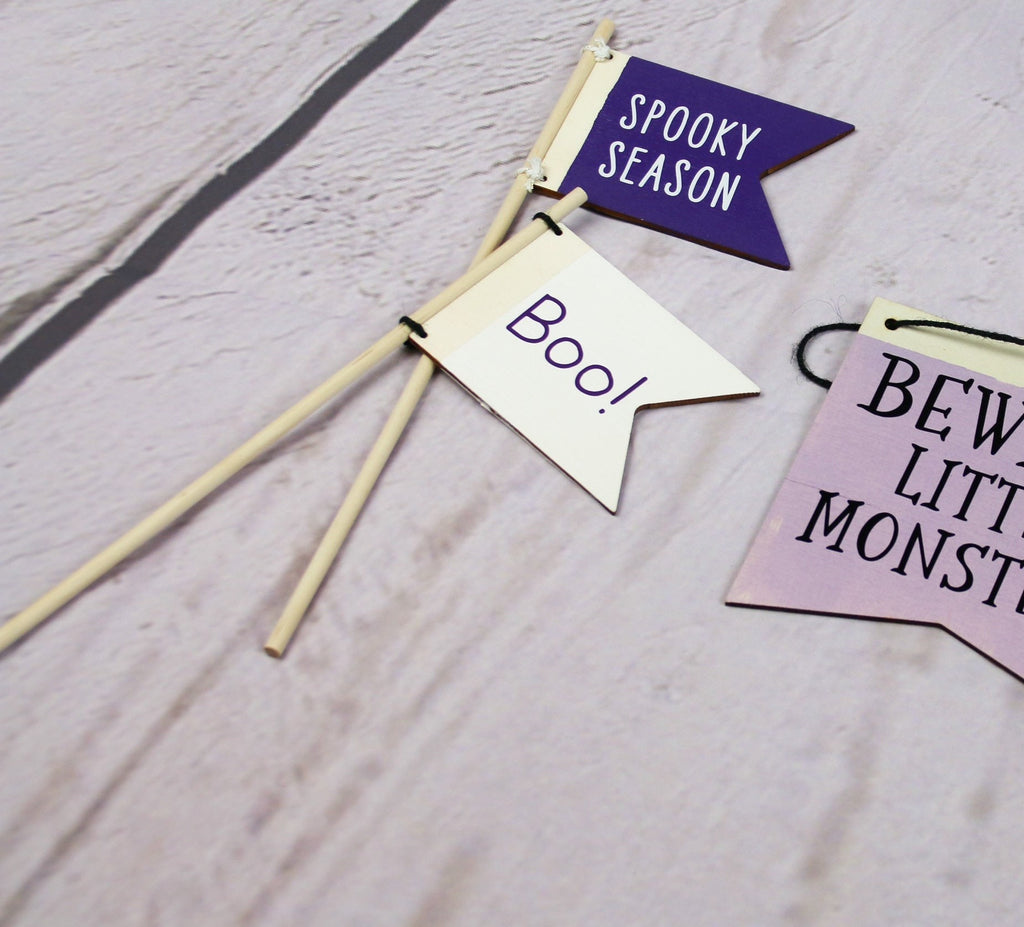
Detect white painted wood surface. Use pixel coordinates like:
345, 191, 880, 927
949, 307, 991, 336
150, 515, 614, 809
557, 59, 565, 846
2, 1, 1023, 924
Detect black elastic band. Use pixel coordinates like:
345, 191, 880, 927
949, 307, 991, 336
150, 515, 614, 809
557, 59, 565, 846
399, 315, 428, 339
884, 317, 1024, 347
533, 212, 563, 235
794, 322, 858, 389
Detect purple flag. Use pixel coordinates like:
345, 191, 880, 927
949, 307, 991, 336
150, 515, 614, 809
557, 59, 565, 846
539, 54, 853, 269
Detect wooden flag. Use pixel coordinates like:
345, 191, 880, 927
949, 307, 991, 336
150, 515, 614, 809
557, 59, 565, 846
411, 220, 758, 511
729, 298, 1024, 679
537, 48, 853, 268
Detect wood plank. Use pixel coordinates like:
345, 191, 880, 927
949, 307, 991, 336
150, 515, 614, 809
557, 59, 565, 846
0, 0, 416, 355
2, 1, 1024, 924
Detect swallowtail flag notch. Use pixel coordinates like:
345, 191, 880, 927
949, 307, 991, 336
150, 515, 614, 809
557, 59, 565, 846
411, 215, 758, 512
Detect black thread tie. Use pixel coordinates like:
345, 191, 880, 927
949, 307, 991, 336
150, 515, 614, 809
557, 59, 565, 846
399, 315, 428, 340
533, 212, 563, 235
883, 317, 1024, 347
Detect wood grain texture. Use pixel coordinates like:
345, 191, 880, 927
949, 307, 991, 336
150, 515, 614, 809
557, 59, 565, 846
0, 0, 418, 355
2, 1, 1024, 924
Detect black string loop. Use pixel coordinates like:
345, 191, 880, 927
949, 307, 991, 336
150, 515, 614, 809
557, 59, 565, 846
793, 322, 858, 389
399, 315, 428, 340
796, 316, 1024, 390
533, 212, 563, 236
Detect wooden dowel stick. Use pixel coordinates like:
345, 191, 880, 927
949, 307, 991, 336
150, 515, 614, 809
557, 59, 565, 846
261, 21, 616, 657
0, 189, 586, 658
263, 189, 591, 657
404, 187, 586, 329
264, 352, 435, 657
472, 17, 614, 263
0, 331, 406, 657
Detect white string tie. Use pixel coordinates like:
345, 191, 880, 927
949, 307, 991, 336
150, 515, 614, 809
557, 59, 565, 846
516, 156, 547, 192
583, 37, 612, 61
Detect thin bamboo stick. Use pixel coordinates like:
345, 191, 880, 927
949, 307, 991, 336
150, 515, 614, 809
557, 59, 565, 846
0, 189, 587, 657
262, 20, 615, 657
472, 17, 614, 263
264, 352, 435, 657
263, 192, 591, 656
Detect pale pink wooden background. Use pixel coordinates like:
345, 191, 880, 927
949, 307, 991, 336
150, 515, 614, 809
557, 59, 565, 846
2, 2, 1023, 924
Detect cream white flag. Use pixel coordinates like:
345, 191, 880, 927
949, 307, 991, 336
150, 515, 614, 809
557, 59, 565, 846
411, 226, 758, 511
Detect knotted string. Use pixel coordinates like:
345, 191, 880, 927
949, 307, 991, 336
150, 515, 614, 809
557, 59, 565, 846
516, 156, 547, 193
583, 36, 613, 60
